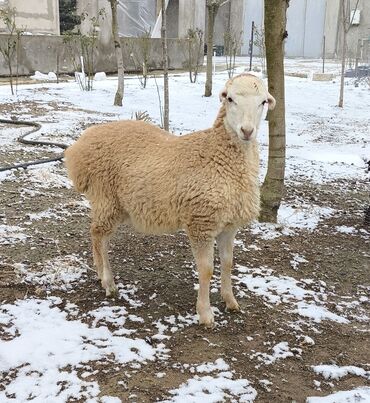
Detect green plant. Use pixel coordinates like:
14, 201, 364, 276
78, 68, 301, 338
59, 0, 81, 34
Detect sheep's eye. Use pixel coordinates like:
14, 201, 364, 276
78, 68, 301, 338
261, 100, 267, 106
227, 97, 233, 103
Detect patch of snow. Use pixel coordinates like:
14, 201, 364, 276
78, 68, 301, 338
236, 266, 348, 324
161, 371, 257, 403
27, 166, 72, 189
259, 379, 272, 392
250, 221, 294, 240
335, 225, 357, 234
0, 298, 157, 402
153, 313, 198, 338
0, 170, 16, 182
100, 397, 122, 403
250, 203, 334, 240
27, 208, 61, 221
16, 254, 90, 289
236, 266, 318, 305
278, 204, 334, 231
94, 72, 107, 81
297, 335, 315, 346
195, 358, 230, 374
290, 253, 308, 270
0, 224, 28, 245
295, 302, 349, 324
312, 364, 370, 380
30, 71, 57, 81
306, 387, 370, 403
89, 305, 129, 328
251, 342, 294, 365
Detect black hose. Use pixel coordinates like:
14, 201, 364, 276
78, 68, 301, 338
0, 118, 68, 173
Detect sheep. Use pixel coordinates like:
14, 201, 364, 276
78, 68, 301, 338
64, 73, 276, 326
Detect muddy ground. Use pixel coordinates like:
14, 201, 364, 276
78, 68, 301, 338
0, 113, 369, 402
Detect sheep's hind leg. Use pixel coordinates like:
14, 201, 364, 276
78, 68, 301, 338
191, 240, 215, 327
216, 228, 240, 311
91, 220, 118, 297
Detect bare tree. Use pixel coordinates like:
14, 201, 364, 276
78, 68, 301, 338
338, 0, 360, 108
204, 0, 229, 97
259, 0, 289, 223
186, 28, 204, 83
0, 7, 22, 95
253, 25, 266, 76
62, 9, 105, 91
224, 29, 243, 78
161, 0, 169, 130
109, 0, 124, 106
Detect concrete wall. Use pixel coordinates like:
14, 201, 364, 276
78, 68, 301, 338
206, 0, 244, 50
242, 0, 328, 57
0, 34, 201, 76
78, 0, 112, 46
178, 0, 205, 38
241, 0, 263, 56
0, 0, 60, 35
343, 0, 370, 60
326, 0, 370, 60
285, 0, 327, 58
323, 0, 340, 58
166, 0, 179, 38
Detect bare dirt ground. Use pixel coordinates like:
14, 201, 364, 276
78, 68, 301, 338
0, 107, 369, 402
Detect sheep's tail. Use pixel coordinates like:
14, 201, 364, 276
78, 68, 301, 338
64, 147, 90, 194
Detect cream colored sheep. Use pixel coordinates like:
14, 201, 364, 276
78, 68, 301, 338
65, 73, 276, 326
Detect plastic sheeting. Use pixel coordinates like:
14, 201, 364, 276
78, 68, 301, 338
118, 0, 157, 37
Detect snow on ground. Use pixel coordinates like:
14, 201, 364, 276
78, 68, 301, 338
161, 371, 257, 403
1, 57, 369, 401
306, 387, 370, 403
0, 224, 28, 245
312, 364, 370, 381
161, 359, 257, 403
235, 265, 350, 324
0, 298, 157, 402
14, 254, 90, 289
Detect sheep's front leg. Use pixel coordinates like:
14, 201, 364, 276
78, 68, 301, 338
191, 241, 215, 327
216, 228, 240, 311
91, 223, 117, 297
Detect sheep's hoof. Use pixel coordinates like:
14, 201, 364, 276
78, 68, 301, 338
226, 299, 240, 312
222, 294, 240, 311
198, 310, 215, 328
105, 284, 118, 298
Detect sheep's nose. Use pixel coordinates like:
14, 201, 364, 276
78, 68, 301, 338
241, 127, 254, 140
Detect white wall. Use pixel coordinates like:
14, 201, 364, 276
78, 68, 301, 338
0, 0, 60, 35
241, 0, 328, 58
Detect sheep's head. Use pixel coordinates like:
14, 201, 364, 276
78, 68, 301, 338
220, 73, 276, 142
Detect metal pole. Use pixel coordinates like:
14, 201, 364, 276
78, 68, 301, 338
249, 21, 255, 71
322, 35, 326, 73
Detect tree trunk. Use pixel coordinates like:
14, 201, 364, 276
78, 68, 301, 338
161, 0, 169, 131
8, 60, 14, 96
109, 0, 124, 106
259, 0, 288, 223
338, 0, 346, 108
204, 5, 217, 97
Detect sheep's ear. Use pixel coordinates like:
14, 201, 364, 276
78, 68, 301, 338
219, 89, 227, 102
267, 93, 276, 110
